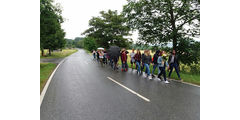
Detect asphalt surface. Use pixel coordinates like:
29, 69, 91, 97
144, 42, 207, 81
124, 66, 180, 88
40, 49, 200, 120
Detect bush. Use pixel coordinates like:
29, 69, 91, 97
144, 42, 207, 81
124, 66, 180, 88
190, 63, 200, 74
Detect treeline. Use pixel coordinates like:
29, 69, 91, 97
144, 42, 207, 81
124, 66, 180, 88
40, 0, 66, 56
65, 37, 84, 48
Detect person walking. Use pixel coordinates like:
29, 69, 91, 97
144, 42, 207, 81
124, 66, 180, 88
103, 50, 107, 64
168, 50, 182, 81
99, 50, 104, 66
92, 50, 96, 60
157, 51, 169, 83
96, 50, 100, 62
152, 50, 160, 78
130, 49, 136, 70
143, 50, 152, 79
121, 49, 128, 72
140, 50, 146, 75
134, 50, 141, 75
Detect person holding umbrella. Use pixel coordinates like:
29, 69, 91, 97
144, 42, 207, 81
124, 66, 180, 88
108, 46, 121, 70
99, 49, 104, 66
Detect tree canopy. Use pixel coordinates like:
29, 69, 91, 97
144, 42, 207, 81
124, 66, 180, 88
122, 0, 200, 50
40, 0, 66, 55
82, 10, 131, 49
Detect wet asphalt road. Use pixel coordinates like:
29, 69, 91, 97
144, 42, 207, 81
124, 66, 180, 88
40, 49, 200, 120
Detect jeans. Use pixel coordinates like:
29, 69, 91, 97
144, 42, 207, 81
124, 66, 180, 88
144, 63, 150, 76
152, 63, 160, 75
109, 59, 113, 68
122, 61, 128, 70
158, 67, 166, 81
136, 61, 141, 73
168, 63, 181, 79
141, 62, 145, 72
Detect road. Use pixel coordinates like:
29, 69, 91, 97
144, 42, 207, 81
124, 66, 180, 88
40, 49, 200, 120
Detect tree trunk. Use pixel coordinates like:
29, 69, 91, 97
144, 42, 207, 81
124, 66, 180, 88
173, 36, 177, 51
41, 49, 44, 56
168, 0, 177, 51
49, 49, 51, 56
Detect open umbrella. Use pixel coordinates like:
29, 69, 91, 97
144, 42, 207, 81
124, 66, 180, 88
97, 47, 104, 50
108, 46, 120, 58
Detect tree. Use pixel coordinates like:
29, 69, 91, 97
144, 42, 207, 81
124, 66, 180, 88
83, 37, 97, 51
82, 10, 131, 49
177, 37, 200, 65
40, 0, 66, 56
123, 0, 200, 51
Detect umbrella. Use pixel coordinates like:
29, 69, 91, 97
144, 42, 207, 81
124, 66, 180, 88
97, 47, 104, 50
108, 46, 120, 58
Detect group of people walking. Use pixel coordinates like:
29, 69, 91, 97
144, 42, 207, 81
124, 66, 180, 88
92, 48, 182, 84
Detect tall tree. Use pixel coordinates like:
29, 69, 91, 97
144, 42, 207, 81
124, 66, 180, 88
40, 0, 66, 56
82, 10, 131, 48
123, 0, 200, 50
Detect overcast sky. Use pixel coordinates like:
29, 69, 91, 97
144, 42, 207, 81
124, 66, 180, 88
54, 0, 134, 40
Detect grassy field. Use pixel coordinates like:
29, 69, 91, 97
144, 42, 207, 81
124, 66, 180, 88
40, 49, 78, 58
40, 63, 57, 93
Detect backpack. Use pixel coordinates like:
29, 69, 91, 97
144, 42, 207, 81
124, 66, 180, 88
153, 54, 158, 64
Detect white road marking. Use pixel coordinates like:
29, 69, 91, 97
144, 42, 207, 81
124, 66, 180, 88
40, 58, 66, 106
107, 77, 150, 102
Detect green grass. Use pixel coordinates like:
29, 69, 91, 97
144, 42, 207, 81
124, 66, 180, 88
40, 49, 78, 58
40, 63, 57, 93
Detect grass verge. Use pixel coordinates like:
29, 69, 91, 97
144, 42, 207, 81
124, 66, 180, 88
40, 63, 57, 93
40, 49, 78, 59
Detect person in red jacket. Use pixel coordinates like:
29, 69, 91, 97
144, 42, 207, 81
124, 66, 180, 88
134, 49, 141, 74
121, 49, 128, 72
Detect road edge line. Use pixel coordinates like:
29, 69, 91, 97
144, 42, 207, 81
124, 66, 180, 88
40, 58, 66, 106
107, 77, 150, 102
168, 78, 200, 87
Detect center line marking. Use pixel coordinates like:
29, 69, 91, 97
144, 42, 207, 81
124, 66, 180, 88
107, 77, 150, 102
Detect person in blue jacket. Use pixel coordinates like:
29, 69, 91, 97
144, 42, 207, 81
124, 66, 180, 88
157, 51, 169, 84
